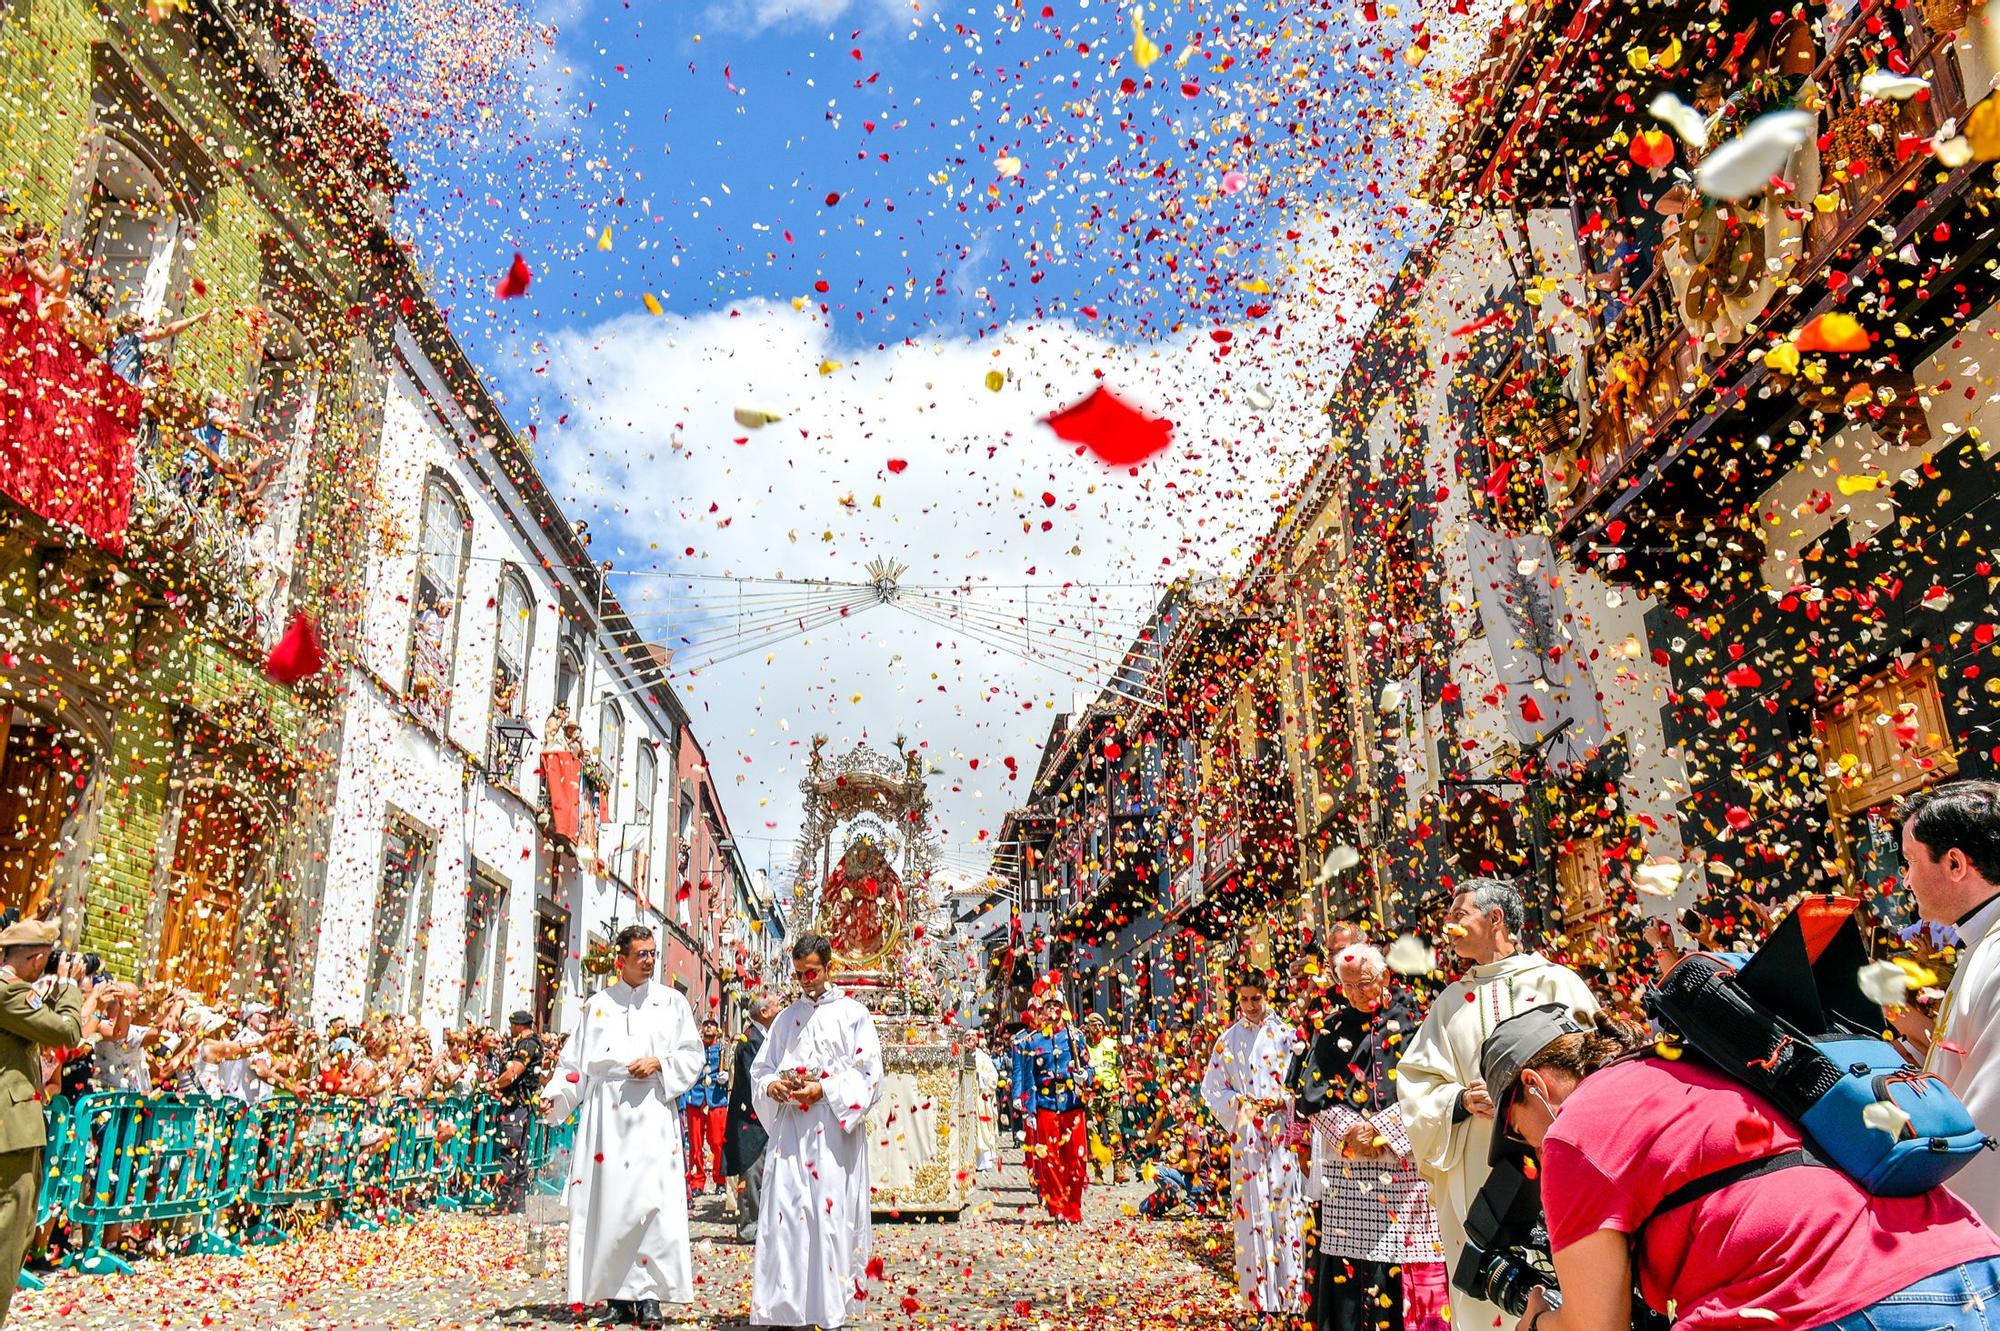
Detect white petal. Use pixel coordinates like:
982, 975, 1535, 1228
733, 405, 783, 428
1378, 681, 1404, 710
1695, 110, 1816, 201
1633, 862, 1684, 897
1856, 959, 1910, 1007
1862, 1100, 1912, 1137
1649, 92, 1709, 149
1861, 70, 1930, 101
1315, 844, 1362, 885
1244, 386, 1275, 411
1386, 934, 1436, 977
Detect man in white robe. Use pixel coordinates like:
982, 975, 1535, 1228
1904, 780, 2000, 1229
541, 925, 705, 1329
1395, 878, 1595, 1331
751, 934, 884, 1330
1200, 968, 1308, 1321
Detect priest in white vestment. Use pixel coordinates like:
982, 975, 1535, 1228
1200, 968, 1308, 1321
751, 934, 885, 1330
1904, 782, 2000, 1229
541, 925, 706, 1329
1396, 879, 1595, 1331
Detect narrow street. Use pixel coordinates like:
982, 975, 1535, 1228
10, 1152, 1238, 1330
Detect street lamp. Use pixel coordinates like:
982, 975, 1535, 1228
487, 716, 536, 781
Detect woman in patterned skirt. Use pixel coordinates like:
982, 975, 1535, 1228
1295, 944, 1444, 1331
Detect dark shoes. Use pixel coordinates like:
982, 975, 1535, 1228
592, 1303, 631, 1327
634, 1299, 663, 1328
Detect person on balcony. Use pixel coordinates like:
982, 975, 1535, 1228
174, 388, 270, 512
104, 305, 216, 389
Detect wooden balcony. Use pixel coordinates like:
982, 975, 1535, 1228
1550, 0, 1976, 551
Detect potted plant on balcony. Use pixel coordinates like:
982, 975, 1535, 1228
582, 926, 619, 977
1480, 362, 1578, 456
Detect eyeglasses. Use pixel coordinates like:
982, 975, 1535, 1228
629, 950, 658, 961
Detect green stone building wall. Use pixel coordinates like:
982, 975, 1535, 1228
0, 0, 376, 985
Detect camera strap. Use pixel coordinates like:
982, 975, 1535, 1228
1636, 1147, 1821, 1236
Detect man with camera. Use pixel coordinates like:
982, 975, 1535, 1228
1396, 879, 1594, 1331
0, 918, 97, 1322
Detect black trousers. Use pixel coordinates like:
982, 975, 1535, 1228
1312, 1251, 1404, 1331
495, 1104, 533, 1213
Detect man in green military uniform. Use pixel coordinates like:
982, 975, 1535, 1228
0, 919, 90, 1323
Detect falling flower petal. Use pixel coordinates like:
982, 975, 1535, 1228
1694, 110, 1815, 200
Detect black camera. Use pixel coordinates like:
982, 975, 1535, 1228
1453, 1158, 1560, 1318
49, 949, 102, 979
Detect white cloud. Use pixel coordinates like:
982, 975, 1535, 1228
534, 225, 1376, 905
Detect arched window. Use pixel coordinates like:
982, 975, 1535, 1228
492, 569, 534, 722
633, 741, 657, 889
407, 476, 469, 728
554, 640, 583, 718
80, 138, 182, 320
597, 699, 624, 814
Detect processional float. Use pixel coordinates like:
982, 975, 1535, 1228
790, 735, 976, 1218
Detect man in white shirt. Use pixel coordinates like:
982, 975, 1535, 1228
541, 925, 706, 1329
750, 934, 883, 1330
1902, 780, 2000, 1229
1395, 877, 1595, 1331
1200, 967, 1307, 1322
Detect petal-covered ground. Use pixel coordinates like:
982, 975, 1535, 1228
12, 1154, 1240, 1329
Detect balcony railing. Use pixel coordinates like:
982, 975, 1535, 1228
1553, 0, 1971, 540
130, 455, 277, 646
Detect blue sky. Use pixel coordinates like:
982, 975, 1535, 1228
302, 0, 1427, 870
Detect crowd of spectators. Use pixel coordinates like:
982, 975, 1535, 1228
41, 974, 566, 1111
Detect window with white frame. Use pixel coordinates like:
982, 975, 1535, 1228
367, 822, 436, 1018
407, 476, 469, 729
598, 699, 624, 817
462, 865, 508, 1026
554, 640, 583, 718
79, 138, 182, 321
633, 742, 657, 889
490, 569, 535, 780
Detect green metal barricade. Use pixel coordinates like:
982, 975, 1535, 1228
63, 1092, 240, 1275
13, 1087, 544, 1285
458, 1095, 502, 1209
240, 1095, 359, 1246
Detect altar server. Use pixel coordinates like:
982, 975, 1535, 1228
750, 934, 884, 1330
1201, 966, 1308, 1322
541, 925, 706, 1330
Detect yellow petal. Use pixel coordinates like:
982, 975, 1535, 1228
1132, 10, 1162, 69
1626, 44, 1652, 72
818, 359, 843, 376
641, 292, 663, 315
597, 226, 614, 251
984, 369, 1005, 391
1836, 472, 1882, 495
1763, 340, 1800, 376
1968, 96, 2000, 161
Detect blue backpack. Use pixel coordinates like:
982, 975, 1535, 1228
1644, 898, 1992, 1198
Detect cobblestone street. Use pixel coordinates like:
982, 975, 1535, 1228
10, 1153, 1239, 1330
